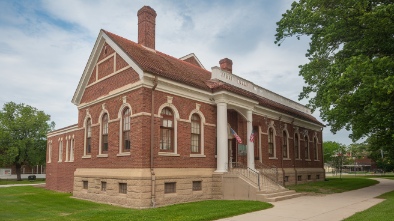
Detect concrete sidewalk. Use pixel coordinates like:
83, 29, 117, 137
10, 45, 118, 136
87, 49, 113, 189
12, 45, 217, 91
0, 183, 45, 188
217, 178, 394, 221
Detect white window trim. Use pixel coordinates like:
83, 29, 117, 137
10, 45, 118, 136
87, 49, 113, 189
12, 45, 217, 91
158, 103, 180, 155
313, 136, 319, 161
268, 126, 276, 159
304, 135, 310, 160
65, 136, 69, 162
98, 110, 110, 156
70, 136, 75, 162
118, 103, 132, 155
294, 132, 301, 160
282, 129, 290, 159
188, 109, 206, 157
58, 138, 63, 162
83, 114, 92, 157
47, 140, 52, 163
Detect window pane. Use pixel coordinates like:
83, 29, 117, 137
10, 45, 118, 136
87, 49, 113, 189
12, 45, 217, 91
191, 134, 200, 153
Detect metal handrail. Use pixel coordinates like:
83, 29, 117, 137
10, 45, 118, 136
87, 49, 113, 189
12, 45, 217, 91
228, 162, 260, 191
254, 161, 280, 185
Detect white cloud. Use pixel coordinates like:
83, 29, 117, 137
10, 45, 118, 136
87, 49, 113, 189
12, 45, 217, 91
0, 0, 353, 145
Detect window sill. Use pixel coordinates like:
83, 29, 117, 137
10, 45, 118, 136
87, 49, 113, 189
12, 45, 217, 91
283, 158, 292, 161
314, 160, 320, 161
117, 152, 131, 157
159, 152, 180, 157
57, 160, 62, 163
97, 154, 108, 158
82, 155, 91, 159
269, 157, 278, 160
305, 159, 311, 161
190, 154, 206, 158
296, 158, 302, 161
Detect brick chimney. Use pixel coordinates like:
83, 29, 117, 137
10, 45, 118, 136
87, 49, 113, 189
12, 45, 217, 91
137, 6, 157, 49
219, 58, 233, 73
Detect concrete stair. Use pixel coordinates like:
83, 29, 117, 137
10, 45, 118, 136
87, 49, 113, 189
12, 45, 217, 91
256, 189, 304, 202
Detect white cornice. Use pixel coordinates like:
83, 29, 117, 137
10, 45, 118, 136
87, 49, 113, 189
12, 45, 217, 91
143, 73, 213, 104
47, 125, 80, 138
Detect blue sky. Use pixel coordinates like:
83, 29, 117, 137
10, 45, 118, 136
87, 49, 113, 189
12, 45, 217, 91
0, 0, 355, 145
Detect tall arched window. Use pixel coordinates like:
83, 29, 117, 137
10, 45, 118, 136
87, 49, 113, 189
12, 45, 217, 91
86, 118, 92, 155
47, 140, 52, 163
70, 138, 74, 162
191, 114, 201, 153
304, 135, 310, 159
122, 108, 131, 152
314, 137, 318, 160
283, 131, 288, 158
268, 128, 275, 158
58, 138, 63, 162
294, 133, 299, 159
102, 114, 109, 153
160, 107, 174, 151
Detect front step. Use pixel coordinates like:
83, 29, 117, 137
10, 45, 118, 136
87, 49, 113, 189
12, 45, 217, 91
257, 190, 304, 202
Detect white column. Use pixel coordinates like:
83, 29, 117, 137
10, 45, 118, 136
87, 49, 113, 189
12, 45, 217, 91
216, 102, 228, 173
246, 110, 255, 170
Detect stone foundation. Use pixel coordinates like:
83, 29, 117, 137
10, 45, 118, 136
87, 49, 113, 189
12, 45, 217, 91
73, 168, 219, 208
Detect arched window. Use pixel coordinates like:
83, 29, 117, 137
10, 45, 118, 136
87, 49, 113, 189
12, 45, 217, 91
70, 138, 74, 162
160, 107, 174, 151
304, 135, 310, 159
58, 138, 63, 162
86, 118, 92, 155
122, 108, 131, 152
294, 133, 299, 159
47, 140, 52, 163
314, 137, 318, 160
283, 131, 288, 158
191, 114, 201, 153
268, 128, 275, 158
102, 114, 109, 153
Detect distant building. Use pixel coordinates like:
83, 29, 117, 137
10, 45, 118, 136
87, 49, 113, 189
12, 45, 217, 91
46, 6, 324, 208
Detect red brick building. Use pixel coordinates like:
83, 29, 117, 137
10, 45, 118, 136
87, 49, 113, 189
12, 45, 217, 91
46, 6, 324, 208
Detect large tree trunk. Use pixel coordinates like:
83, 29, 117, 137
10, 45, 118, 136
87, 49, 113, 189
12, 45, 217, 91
15, 163, 22, 181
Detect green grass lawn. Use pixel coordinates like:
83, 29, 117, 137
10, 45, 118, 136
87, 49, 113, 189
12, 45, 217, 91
288, 177, 379, 194
0, 186, 272, 221
344, 190, 394, 221
0, 179, 46, 185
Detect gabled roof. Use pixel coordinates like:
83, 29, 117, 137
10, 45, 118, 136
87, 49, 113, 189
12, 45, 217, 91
103, 30, 212, 91
72, 29, 322, 126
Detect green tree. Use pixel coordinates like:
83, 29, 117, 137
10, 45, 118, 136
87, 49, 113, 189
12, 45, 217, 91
0, 102, 54, 180
275, 1, 394, 146
323, 141, 342, 164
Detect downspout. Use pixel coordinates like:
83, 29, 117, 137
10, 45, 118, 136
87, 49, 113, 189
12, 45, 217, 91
150, 76, 158, 208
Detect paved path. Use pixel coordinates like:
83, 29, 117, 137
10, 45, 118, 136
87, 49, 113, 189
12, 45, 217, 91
217, 178, 394, 221
0, 183, 45, 188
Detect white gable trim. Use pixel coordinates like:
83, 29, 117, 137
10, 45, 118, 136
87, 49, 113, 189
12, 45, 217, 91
72, 30, 144, 105
179, 53, 206, 69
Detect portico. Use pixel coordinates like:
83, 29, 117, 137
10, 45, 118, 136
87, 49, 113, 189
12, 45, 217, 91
214, 92, 258, 173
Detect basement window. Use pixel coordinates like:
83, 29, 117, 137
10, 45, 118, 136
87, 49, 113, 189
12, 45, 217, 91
119, 183, 127, 194
101, 182, 107, 192
192, 181, 202, 191
83, 181, 88, 189
284, 176, 289, 182
297, 175, 302, 181
316, 175, 320, 180
165, 182, 176, 194
308, 175, 311, 180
